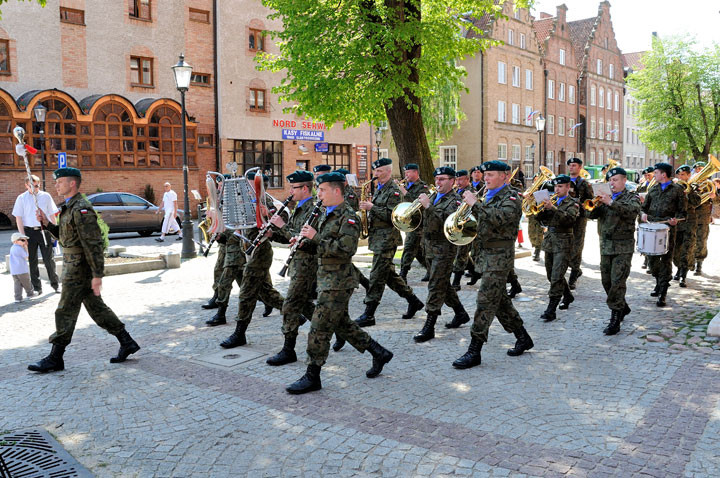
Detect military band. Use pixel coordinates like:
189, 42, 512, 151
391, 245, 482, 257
397, 163, 429, 281
566, 158, 594, 290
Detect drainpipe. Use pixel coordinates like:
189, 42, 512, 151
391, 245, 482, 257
543, 68, 548, 167
213, 0, 221, 171
480, 51, 484, 163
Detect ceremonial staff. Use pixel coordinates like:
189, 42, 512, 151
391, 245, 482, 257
13, 126, 48, 247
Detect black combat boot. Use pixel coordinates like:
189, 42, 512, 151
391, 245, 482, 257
266, 335, 297, 366
358, 273, 370, 291
28, 344, 65, 373
603, 310, 622, 335
420, 270, 430, 282
451, 272, 463, 291
679, 268, 688, 288
356, 302, 379, 327
694, 261, 703, 276
201, 291, 219, 309
414, 313, 438, 342
452, 338, 483, 369
568, 269, 582, 290
508, 277, 522, 298
540, 298, 561, 322
399, 266, 410, 282
466, 268, 482, 286
507, 327, 534, 356
110, 330, 141, 363
621, 303, 631, 321
401, 295, 424, 320
641, 255, 648, 269
650, 277, 661, 297
656, 285, 668, 307
533, 247, 541, 261
366, 339, 393, 378
286, 364, 322, 394
205, 304, 228, 326
220, 321, 248, 348
445, 306, 470, 329
672, 269, 681, 281
558, 285, 574, 310
263, 304, 274, 317
332, 334, 346, 352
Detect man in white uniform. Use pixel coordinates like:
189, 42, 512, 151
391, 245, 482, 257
12, 175, 60, 294
155, 182, 181, 242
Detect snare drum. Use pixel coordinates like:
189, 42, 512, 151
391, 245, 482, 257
637, 223, 670, 255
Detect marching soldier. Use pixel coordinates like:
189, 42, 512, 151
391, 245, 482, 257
335, 167, 370, 291
636, 167, 655, 194
536, 175, 579, 322
356, 158, 424, 327
413, 167, 470, 341
204, 229, 242, 326
528, 172, 545, 261
397, 163, 429, 281
672, 165, 701, 287
640, 162, 687, 307
505, 172, 524, 298
219, 172, 286, 348
692, 161, 714, 275
451, 170, 475, 290
587, 167, 641, 335
470, 165, 484, 190
466, 166, 485, 286
452, 161, 534, 369
566, 158, 594, 290
29, 167, 140, 373
200, 229, 229, 310
286, 172, 393, 394
266, 171, 318, 365
313, 164, 332, 179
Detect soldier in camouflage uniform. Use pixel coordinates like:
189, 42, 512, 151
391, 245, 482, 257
536, 175, 580, 322
356, 158, 424, 327
200, 229, 230, 310
527, 173, 545, 261
313, 164, 332, 179
641, 162, 687, 307
452, 161, 534, 370
693, 161, 715, 275
588, 167, 641, 335
29, 167, 140, 373
220, 172, 287, 348
451, 170, 475, 290
204, 230, 243, 326
412, 167, 470, 342
672, 165, 701, 287
397, 163, 429, 281
466, 166, 485, 285
335, 168, 370, 292
286, 172, 393, 394
566, 158, 594, 289
636, 166, 655, 270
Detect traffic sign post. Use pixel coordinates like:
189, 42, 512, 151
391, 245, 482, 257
58, 152, 67, 168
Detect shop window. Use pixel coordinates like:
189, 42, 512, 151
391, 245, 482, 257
130, 56, 154, 87
129, 0, 151, 21
232, 140, 283, 188
249, 29, 265, 51
322, 144, 351, 170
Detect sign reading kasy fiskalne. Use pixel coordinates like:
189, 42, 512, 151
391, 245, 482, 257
282, 129, 324, 141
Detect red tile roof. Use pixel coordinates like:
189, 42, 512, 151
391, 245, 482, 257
532, 16, 554, 53
568, 17, 596, 68
623, 51, 646, 71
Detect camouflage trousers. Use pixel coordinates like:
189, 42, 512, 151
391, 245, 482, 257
649, 227, 676, 289
544, 250, 571, 299
216, 265, 244, 306
452, 243, 474, 273
365, 248, 414, 304
425, 254, 462, 314
236, 267, 285, 325
695, 223, 710, 261
672, 226, 697, 270
400, 229, 426, 271
600, 253, 632, 311
306, 288, 371, 367
470, 272, 524, 344
281, 264, 317, 339
50, 279, 125, 347
569, 217, 588, 272
211, 242, 226, 291
528, 215, 544, 249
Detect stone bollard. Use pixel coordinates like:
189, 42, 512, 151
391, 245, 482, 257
163, 251, 181, 269
708, 312, 720, 337
107, 245, 127, 257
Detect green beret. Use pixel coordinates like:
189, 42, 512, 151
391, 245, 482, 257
53, 167, 81, 180
567, 157, 583, 166
480, 161, 511, 172
456, 169, 468, 177
470, 165, 482, 173
654, 162, 673, 176
433, 166, 455, 177
313, 164, 331, 173
642, 166, 654, 174
335, 168, 350, 175
316, 171, 346, 184
287, 170, 314, 183
693, 161, 706, 169
372, 157, 392, 169
403, 163, 419, 171
246, 171, 269, 183
607, 167, 627, 179
553, 174, 571, 185
675, 164, 692, 174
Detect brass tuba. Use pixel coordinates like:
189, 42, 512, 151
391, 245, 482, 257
392, 186, 437, 232
522, 166, 554, 216
443, 190, 486, 246
687, 154, 720, 204
359, 177, 376, 239
602, 159, 620, 182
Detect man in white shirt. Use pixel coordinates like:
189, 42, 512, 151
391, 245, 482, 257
12, 175, 60, 294
155, 182, 181, 242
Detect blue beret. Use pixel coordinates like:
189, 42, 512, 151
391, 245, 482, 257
287, 170, 314, 183
675, 164, 692, 174
313, 164, 332, 173
316, 171, 346, 184
456, 169, 468, 177
433, 166, 456, 177
607, 167, 627, 178
567, 157, 583, 166
553, 174, 571, 185
480, 161, 511, 172
334, 168, 350, 175
470, 166, 482, 173
403, 163, 419, 171
53, 167, 81, 179
373, 157, 392, 169
654, 162, 673, 176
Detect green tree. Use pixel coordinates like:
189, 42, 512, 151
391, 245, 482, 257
0, 0, 46, 18
258, 0, 530, 183
627, 37, 720, 161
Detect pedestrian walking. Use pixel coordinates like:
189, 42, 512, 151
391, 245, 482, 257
155, 182, 181, 242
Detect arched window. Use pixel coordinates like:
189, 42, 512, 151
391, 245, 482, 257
0, 100, 14, 167
146, 105, 195, 168
93, 102, 134, 167
35, 99, 78, 168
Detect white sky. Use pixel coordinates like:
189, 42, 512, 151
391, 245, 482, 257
531, 0, 719, 54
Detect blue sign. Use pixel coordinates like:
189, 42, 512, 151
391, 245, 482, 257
314, 142, 329, 152
58, 152, 67, 168
282, 129, 324, 141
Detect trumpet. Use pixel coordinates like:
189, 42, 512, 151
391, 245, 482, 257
391, 186, 437, 232
583, 196, 602, 211
530, 194, 559, 215
443, 190, 487, 246
359, 178, 376, 239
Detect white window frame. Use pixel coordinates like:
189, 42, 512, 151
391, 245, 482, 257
607, 90, 612, 110
609, 63, 614, 79
439, 146, 457, 169
497, 143, 508, 161
525, 145, 533, 162
590, 85, 596, 106
512, 144, 521, 162
569, 85, 575, 104
512, 66, 520, 87
497, 100, 506, 122
525, 106, 533, 126
547, 79, 555, 99
559, 49, 565, 66
558, 117, 565, 136
599, 87, 604, 108
546, 150, 554, 168
599, 119, 604, 140
547, 114, 555, 135
614, 92, 619, 111
525, 69, 533, 90
559, 83, 565, 102
590, 118, 596, 138
520, 33, 526, 49
590, 150, 596, 165
597, 58, 602, 75
379, 148, 389, 159
614, 121, 619, 142
569, 118, 575, 137
508, 29, 514, 46
511, 103, 520, 125
498, 61, 506, 84
599, 149, 604, 164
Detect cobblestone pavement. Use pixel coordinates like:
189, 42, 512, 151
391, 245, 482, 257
1, 224, 719, 477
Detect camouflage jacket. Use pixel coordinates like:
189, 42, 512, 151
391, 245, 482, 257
636, 180, 653, 194
304, 202, 360, 291
422, 190, 461, 259
695, 200, 713, 225
344, 186, 359, 212
588, 189, 641, 255
244, 193, 289, 271
46, 192, 105, 279
470, 185, 521, 272
537, 195, 580, 253
403, 180, 430, 203
569, 176, 594, 219
678, 189, 701, 232
368, 179, 403, 251
641, 182, 687, 224
274, 196, 319, 275
224, 230, 248, 268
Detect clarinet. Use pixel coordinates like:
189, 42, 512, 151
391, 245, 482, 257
278, 200, 323, 277
244, 193, 294, 256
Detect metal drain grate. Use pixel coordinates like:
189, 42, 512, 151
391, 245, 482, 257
0, 429, 93, 478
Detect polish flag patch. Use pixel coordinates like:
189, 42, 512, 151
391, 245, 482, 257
509, 197, 516, 201
347, 218, 356, 224
394, 192, 400, 196
80, 209, 89, 214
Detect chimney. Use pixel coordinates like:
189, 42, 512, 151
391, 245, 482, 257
557, 4, 567, 24
540, 12, 553, 19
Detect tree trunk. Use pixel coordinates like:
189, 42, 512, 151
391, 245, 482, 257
386, 98, 434, 184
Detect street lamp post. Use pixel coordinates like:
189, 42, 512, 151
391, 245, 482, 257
374, 127, 383, 158
172, 53, 196, 260
671, 140, 677, 169
33, 104, 48, 191
535, 114, 546, 174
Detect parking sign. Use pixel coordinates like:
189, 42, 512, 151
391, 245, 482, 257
58, 152, 67, 168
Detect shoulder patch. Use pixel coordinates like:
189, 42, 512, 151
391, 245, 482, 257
80, 209, 89, 214
456, 200, 462, 205
509, 197, 516, 201
394, 191, 400, 196
347, 218, 356, 224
